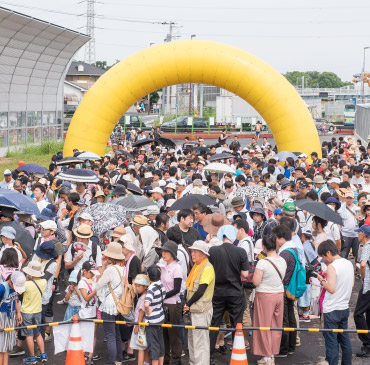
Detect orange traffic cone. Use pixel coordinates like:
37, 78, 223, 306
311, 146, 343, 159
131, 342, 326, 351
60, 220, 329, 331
108, 139, 112, 147
230, 323, 248, 365
65, 315, 85, 365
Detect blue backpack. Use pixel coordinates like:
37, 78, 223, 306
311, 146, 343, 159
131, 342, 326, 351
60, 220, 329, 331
284, 248, 307, 300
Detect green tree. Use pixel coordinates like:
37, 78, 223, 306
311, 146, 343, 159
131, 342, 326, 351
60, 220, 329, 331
284, 71, 352, 88
94, 60, 108, 70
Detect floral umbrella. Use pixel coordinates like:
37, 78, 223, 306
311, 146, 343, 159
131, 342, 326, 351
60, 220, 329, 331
73, 203, 128, 238
234, 186, 276, 199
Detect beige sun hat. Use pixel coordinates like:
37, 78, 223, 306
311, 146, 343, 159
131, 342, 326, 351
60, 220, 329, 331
188, 240, 210, 256
102, 241, 125, 260
111, 226, 127, 239
118, 234, 135, 251
23, 261, 44, 278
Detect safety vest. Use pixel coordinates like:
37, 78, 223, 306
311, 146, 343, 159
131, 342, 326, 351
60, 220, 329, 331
186, 261, 215, 313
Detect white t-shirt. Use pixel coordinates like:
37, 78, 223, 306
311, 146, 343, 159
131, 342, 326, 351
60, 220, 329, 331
65, 240, 102, 271
323, 258, 354, 313
78, 278, 97, 319
324, 222, 341, 242
238, 237, 254, 263
255, 257, 287, 293
36, 199, 48, 213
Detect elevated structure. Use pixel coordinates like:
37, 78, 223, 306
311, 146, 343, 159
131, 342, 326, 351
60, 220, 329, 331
0, 6, 89, 148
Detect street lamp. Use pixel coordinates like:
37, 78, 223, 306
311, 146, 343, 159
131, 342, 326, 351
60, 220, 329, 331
362, 46, 369, 102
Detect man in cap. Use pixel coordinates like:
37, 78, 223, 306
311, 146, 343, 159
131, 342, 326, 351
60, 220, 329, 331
252, 169, 261, 184
230, 197, 253, 230
126, 215, 148, 252
143, 205, 160, 225
354, 225, 370, 357
328, 177, 341, 195
208, 225, 249, 362
184, 240, 215, 365
0, 168, 14, 189
299, 153, 309, 169
176, 179, 187, 199
150, 187, 164, 208
338, 190, 360, 260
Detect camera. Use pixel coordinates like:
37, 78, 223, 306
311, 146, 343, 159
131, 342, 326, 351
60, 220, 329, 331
305, 260, 323, 283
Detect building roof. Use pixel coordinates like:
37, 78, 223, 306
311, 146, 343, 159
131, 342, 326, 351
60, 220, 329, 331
64, 80, 87, 92
67, 62, 106, 77
0, 6, 89, 113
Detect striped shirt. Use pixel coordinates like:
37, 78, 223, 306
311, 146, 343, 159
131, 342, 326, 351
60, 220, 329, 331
145, 280, 166, 323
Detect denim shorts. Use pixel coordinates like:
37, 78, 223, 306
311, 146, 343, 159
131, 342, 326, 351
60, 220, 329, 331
21, 312, 42, 337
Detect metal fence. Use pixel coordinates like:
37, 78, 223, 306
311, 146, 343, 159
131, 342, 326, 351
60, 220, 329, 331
354, 104, 370, 142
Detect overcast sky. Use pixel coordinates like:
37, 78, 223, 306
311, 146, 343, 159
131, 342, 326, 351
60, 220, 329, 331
2, 0, 370, 81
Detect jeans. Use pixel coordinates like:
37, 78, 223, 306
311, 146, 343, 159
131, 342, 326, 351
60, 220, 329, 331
102, 312, 123, 365
354, 288, 370, 347
341, 236, 359, 261
323, 309, 352, 365
280, 295, 297, 355
209, 293, 246, 356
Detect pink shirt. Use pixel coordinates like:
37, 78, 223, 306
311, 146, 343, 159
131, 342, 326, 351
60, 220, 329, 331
160, 260, 183, 304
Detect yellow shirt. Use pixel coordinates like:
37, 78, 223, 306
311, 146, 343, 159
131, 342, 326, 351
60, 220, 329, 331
21, 279, 47, 314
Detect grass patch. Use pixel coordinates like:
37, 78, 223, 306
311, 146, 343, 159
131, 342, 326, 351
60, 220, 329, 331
0, 141, 64, 176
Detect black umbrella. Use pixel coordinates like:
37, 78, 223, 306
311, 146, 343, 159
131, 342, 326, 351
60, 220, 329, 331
208, 153, 234, 162
169, 194, 216, 211
0, 221, 35, 258
293, 152, 303, 156
58, 169, 100, 183
295, 199, 342, 225
56, 157, 82, 166
116, 150, 134, 160
132, 139, 154, 148
155, 136, 176, 148
127, 182, 143, 195
111, 194, 156, 211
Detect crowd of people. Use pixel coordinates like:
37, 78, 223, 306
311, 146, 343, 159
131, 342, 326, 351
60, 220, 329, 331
0, 131, 370, 365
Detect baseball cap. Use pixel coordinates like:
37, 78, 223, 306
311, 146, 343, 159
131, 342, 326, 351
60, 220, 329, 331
345, 190, 355, 199
39, 220, 57, 231
78, 212, 94, 222
143, 185, 153, 194
274, 208, 282, 215
4, 169, 12, 176
11, 271, 26, 294
328, 177, 340, 184
299, 153, 307, 159
0, 226, 16, 239
355, 224, 370, 235
298, 180, 309, 189
176, 179, 186, 186
243, 164, 251, 170
282, 200, 296, 216
252, 169, 260, 177
149, 187, 163, 194
138, 155, 145, 160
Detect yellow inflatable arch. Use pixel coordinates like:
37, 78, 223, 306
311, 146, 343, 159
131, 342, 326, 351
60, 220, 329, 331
64, 40, 320, 157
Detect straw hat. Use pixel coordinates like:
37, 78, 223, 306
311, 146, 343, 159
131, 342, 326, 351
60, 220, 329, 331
73, 224, 93, 239
202, 213, 231, 235
133, 274, 150, 286
23, 261, 44, 278
131, 215, 148, 227
111, 226, 126, 239
94, 190, 106, 202
102, 241, 125, 260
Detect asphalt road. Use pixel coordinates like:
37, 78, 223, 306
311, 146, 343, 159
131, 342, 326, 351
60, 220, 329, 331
7, 273, 368, 365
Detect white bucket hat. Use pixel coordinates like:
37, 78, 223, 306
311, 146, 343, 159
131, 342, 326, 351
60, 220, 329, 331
118, 234, 135, 252
23, 261, 44, 278
188, 240, 210, 256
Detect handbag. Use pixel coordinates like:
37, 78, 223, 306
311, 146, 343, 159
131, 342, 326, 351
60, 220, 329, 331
137, 326, 147, 347
154, 284, 170, 323
243, 239, 256, 284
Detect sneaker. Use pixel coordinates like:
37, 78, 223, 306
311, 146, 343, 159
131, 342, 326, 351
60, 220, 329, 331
275, 353, 288, 358
9, 345, 25, 356
181, 350, 186, 357
296, 337, 301, 347
257, 358, 275, 364
40, 353, 48, 362
44, 332, 53, 342
219, 345, 227, 354
356, 346, 370, 357
299, 314, 311, 323
122, 353, 136, 362
57, 298, 67, 305
288, 351, 295, 355
86, 358, 94, 365
93, 354, 102, 361
22, 356, 37, 364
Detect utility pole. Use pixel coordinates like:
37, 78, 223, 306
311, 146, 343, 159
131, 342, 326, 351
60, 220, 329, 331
189, 34, 196, 115
84, 0, 96, 65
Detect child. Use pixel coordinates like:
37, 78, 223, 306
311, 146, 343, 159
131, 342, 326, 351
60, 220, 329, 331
0, 271, 25, 365
0, 248, 19, 280
21, 261, 47, 364
78, 262, 99, 365
131, 274, 150, 365
63, 270, 82, 321
144, 265, 166, 365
